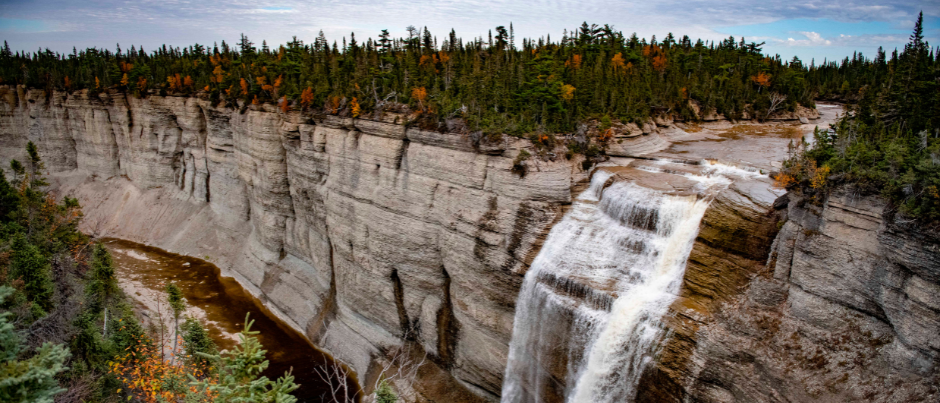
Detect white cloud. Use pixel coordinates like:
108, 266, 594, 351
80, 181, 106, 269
785, 32, 832, 46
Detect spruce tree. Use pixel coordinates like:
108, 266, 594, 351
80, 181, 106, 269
0, 286, 70, 403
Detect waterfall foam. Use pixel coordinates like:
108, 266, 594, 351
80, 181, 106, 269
502, 163, 742, 402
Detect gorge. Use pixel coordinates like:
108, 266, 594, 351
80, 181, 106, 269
1, 86, 937, 402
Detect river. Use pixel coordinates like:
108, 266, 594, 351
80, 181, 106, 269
104, 238, 360, 402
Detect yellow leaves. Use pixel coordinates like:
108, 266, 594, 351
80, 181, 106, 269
137, 77, 147, 90
120, 73, 129, 87
350, 97, 361, 118
810, 161, 830, 189
560, 84, 576, 101
255, 76, 266, 86
95, 76, 100, 90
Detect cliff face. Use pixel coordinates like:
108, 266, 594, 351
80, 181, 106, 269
639, 189, 940, 402
4, 86, 936, 403
0, 86, 608, 401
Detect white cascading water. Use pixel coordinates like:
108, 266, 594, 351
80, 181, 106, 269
502, 163, 748, 402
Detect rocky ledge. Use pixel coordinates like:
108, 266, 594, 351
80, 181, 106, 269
638, 189, 940, 402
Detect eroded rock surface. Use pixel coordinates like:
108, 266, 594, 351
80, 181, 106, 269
638, 189, 940, 402
0, 87, 592, 401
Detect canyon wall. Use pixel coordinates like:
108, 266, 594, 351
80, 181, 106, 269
0, 86, 611, 401
637, 188, 940, 402
2, 86, 936, 402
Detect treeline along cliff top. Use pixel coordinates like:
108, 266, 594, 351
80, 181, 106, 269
0, 22, 892, 133
0, 19, 938, 223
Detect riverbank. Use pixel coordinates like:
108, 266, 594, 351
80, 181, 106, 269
104, 238, 360, 402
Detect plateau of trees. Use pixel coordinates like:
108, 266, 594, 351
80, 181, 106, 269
776, 12, 939, 224
1, 22, 861, 136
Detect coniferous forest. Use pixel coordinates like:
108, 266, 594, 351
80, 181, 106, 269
0, 22, 890, 134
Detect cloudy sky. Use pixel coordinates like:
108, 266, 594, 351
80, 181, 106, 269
1, 0, 937, 63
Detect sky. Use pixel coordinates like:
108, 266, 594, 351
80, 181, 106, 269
0, 0, 937, 63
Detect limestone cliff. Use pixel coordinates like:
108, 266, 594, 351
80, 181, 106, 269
638, 188, 940, 402
3, 85, 935, 403
0, 86, 599, 401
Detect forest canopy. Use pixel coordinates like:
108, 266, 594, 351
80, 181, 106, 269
0, 22, 877, 135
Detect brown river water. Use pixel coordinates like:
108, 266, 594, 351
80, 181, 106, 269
104, 238, 360, 402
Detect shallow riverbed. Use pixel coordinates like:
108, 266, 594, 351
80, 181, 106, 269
104, 238, 359, 402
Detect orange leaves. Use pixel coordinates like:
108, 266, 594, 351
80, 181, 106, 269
750, 72, 771, 87
680, 87, 688, 100
437, 51, 450, 64
167, 73, 184, 92
239, 78, 248, 96
560, 84, 576, 101
329, 96, 341, 114
255, 76, 266, 86
183, 75, 194, 88
643, 44, 667, 73
252, 95, 259, 105
211, 65, 224, 84
203, 85, 209, 92
94, 76, 100, 90
611, 53, 625, 70
411, 86, 428, 103
119, 61, 134, 73
772, 172, 797, 189
300, 87, 314, 109
63, 76, 71, 90
120, 73, 129, 87
279, 96, 290, 113
274, 75, 283, 88
652, 54, 668, 73
109, 332, 215, 403
350, 97, 361, 118
137, 77, 147, 90
419, 55, 432, 67
642, 44, 661, 58
565, 54, 582, 70
598, 128, 614, 144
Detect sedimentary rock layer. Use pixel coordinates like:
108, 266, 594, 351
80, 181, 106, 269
0, 86, 608, 401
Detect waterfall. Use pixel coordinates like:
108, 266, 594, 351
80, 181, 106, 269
502, 163, 738, 402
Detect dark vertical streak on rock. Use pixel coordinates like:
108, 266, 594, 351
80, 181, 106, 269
395, 138, 410, 170
437, 266, 459, 368
391, 268, 412, 340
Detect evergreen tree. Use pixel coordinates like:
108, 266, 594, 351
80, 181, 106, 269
8, 234, 54, 316
0, 286, 70, 403
192, 314, 299, 402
